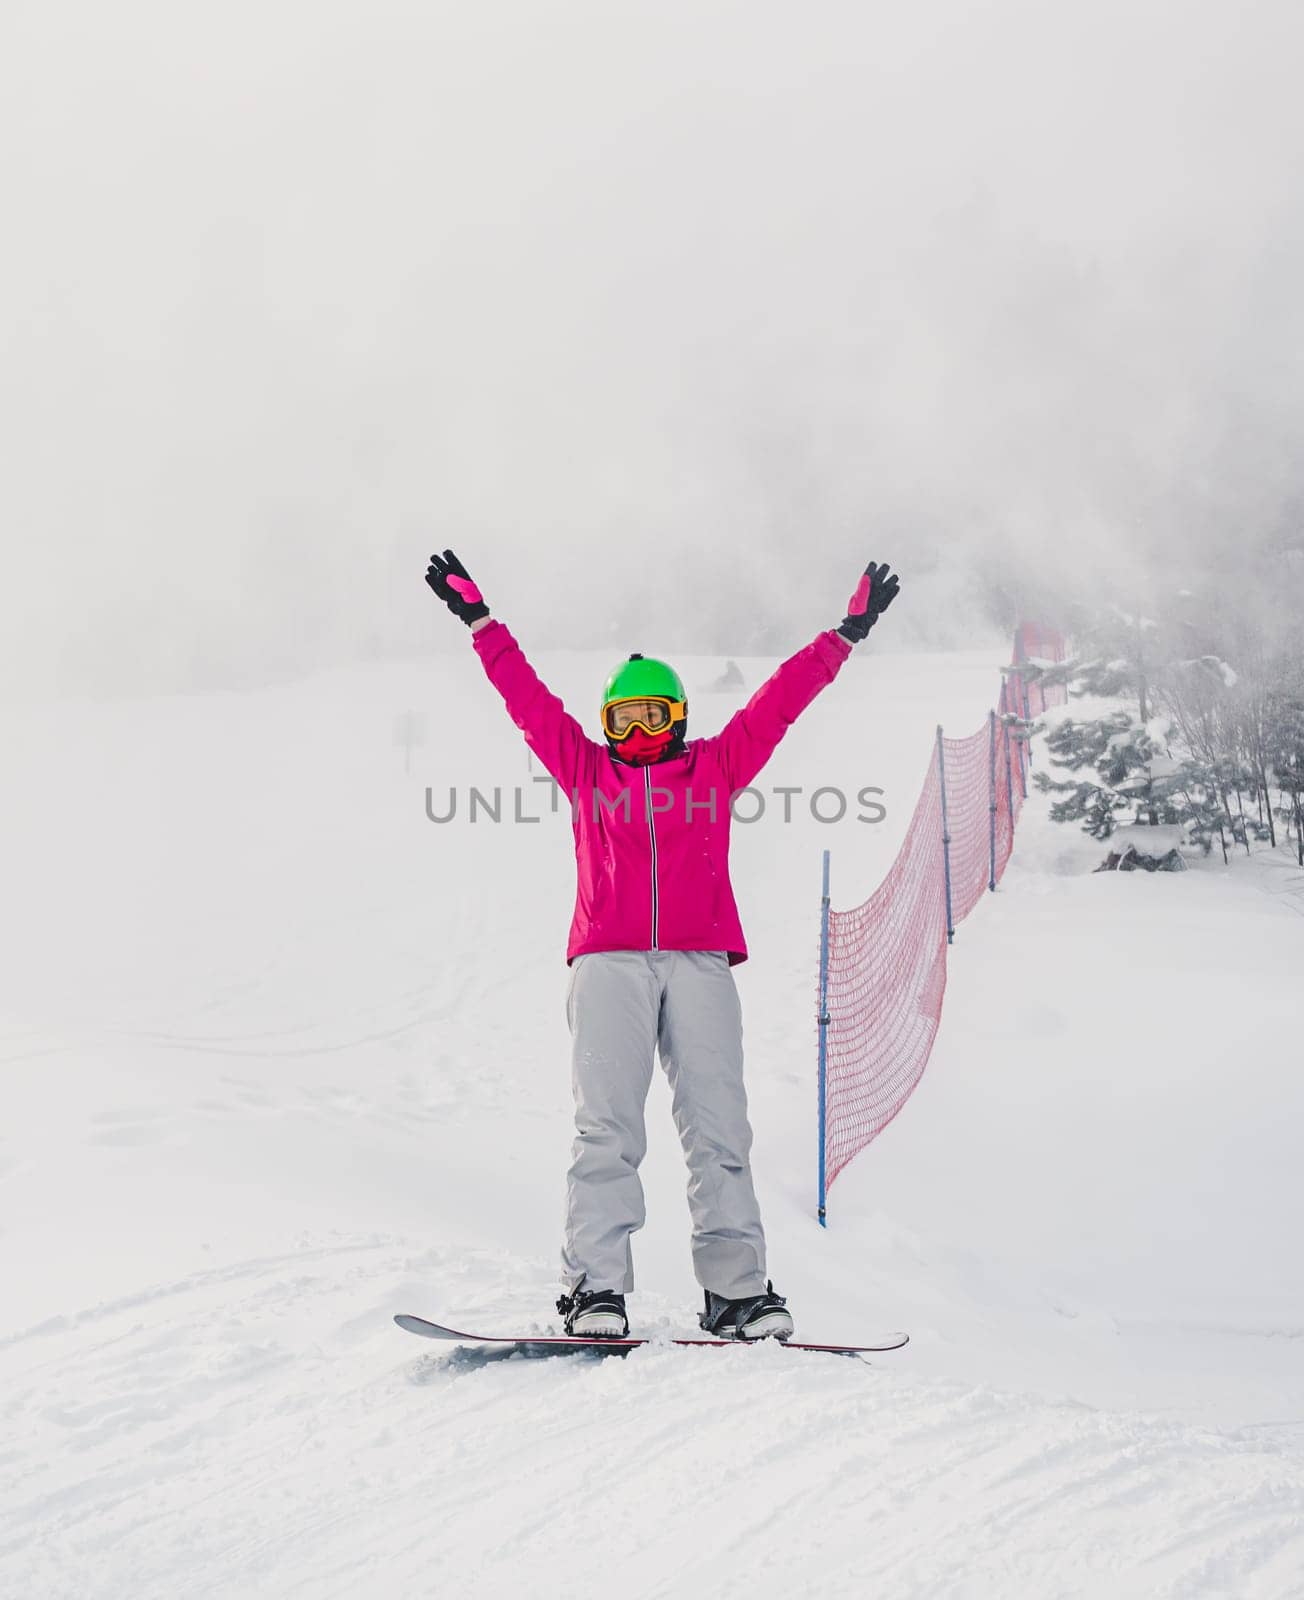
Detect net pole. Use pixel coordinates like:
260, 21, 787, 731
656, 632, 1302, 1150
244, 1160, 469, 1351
1020, 671, 1033, 779
936, 726, 955, 944
816, 848, 831, 1228
1008, 672, 1028, 800
988, 708, 998, 891
1019, 718, 1029, 798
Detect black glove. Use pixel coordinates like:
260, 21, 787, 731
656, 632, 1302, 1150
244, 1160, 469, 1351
425, 548, 489, 626
836, 561, 900, 643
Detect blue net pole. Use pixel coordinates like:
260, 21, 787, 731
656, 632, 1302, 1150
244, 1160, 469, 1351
936, 727, 955, 944
817, 848, 831, 1228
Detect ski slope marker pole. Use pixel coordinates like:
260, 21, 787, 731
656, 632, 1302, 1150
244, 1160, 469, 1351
988, 708, 998, 891
1021, 675, 1033, 774
817, 848, 831, 1228
1010, 671, 1029, 800
936, 727, 955, 944
1010, 650, 1032, 792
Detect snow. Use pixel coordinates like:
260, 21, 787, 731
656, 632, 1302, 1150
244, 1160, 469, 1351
1107, 605, 1160, 633
3, 642, 1304, 1599
1174, 655, 1240, 690
1106, 821, 1188, 852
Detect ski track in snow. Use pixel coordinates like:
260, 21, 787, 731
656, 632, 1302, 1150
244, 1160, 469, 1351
3, 649, 1304, 1598
5, 1239, 1304, 1600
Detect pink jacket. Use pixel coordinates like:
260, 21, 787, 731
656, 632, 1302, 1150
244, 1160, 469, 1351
472, 621, 852, 964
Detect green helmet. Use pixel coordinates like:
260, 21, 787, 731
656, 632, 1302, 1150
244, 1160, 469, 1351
600, 653, 689, 745
601, 653, 686, 707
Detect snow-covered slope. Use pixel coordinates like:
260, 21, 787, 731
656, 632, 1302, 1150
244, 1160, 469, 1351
3, 641, 1303, 1599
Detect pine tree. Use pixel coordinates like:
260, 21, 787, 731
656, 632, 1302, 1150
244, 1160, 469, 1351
1037, 711, 1187, 838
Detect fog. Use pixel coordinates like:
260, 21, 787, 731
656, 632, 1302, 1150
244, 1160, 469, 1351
4, 0, 1303, 697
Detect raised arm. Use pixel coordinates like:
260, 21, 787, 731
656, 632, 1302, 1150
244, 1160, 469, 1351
425, 548, 590, 788
711, 560, 900, 791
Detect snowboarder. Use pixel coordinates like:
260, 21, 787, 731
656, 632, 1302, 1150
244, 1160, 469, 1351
424, 551, 900, 1339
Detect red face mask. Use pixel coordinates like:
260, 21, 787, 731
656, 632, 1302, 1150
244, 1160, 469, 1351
614, 725, 674, 765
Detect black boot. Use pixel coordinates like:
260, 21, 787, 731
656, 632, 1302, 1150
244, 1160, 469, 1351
556, 1287, 629, 1338
699, 1281, 794, 1342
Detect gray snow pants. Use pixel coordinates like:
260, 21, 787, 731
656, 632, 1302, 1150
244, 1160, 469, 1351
561, 949, 768, 1300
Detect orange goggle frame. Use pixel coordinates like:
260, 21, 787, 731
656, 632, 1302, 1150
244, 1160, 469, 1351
601, 696, 688, 740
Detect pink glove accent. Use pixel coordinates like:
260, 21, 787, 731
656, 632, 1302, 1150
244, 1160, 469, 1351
448, 574, 483, 605
847, 573, 871, 615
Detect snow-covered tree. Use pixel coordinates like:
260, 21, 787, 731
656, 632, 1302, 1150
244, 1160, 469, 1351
1037, 710, 1207, 840
1041, 549, 1304, 866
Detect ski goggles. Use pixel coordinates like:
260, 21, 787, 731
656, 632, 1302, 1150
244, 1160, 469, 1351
601, 696, 687, 740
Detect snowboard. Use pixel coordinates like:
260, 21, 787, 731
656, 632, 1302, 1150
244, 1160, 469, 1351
394, 1313, 908, 1358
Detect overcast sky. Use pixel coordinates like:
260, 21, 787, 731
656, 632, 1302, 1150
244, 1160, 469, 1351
4, 0, 1303, 694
